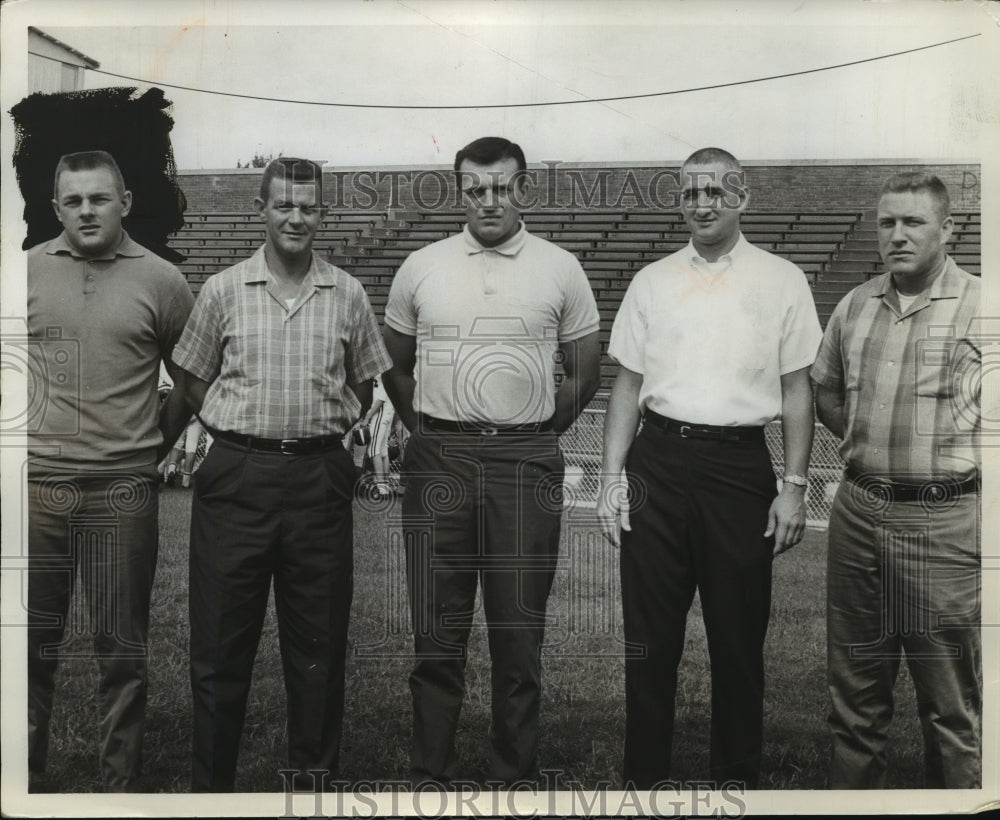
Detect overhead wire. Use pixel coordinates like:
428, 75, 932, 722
76, 33, 980, 110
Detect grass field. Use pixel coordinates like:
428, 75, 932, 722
36, 486, 927, 793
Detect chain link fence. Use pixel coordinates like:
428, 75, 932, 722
763, 421, 843, 527
560, 394, 844, 529
189, 396, 844, 527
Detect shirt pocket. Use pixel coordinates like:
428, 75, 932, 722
913, 341, 978, 441
725, 318, 770, 372
737, 339, 770, 372
313, 325, 349, 383
228, 326, 266, 386
913, 339, 965, 400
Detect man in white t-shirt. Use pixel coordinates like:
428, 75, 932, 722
598, 147, 822, 789
383, 136, 601, 786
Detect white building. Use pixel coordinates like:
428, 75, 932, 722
27, 27, 99, 94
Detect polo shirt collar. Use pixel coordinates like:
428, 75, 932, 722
463, 222, 527, 256
242, 246, 336, 288
684, 232, 749, 265
46, 230, 145, 260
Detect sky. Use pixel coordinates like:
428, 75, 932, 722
3, 0, 998, 170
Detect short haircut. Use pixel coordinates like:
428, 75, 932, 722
52, 150, 126, 200
454, 137, 527, 183
879, 171, 951, 221
259, 157, 325, 202
681, 146, 743, 174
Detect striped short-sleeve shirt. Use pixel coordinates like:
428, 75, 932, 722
810, 257, 981, 481
173, 247, 392, 438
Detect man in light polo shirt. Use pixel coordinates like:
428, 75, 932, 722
382, 136, 601, 786
26, 150, 194, 791
598, 147, 822, 789
812, 172, 981, 788
172, 157, 391, 791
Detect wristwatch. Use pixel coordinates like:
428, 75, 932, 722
782, 474, 809, 489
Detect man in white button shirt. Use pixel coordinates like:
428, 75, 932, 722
597, 147, 822, 789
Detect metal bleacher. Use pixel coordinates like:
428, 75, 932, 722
812, 211, 981, 326
170, 206, 981, 389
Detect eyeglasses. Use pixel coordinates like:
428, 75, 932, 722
679, 186, 744, 209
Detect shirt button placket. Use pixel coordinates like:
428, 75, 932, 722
483, 251, 497, 295
83, 260, 96, 294
283, 315, 292, 436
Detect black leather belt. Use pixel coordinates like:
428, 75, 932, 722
210, 427, 344, 455
419, 414, 554, 436
643, 410, 764, 442
844, 465, 980, 503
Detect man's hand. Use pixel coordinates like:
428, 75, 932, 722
382, 327, 418, 432
765, 484, 807, 556
597, 472, 631, 548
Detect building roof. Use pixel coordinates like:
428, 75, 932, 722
28, 27, 100, 69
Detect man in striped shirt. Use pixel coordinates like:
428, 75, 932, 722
812, 172, 981, 788
172, 157, 391, 791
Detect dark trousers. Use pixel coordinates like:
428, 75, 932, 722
189, 440, 355, 791
27, 466, 159, 791
401, 427, 564, 785
620, 425, 777, 789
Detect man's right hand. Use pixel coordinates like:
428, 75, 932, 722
596, 472, 631, 548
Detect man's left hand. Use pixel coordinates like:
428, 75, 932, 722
764, 486, 807, 556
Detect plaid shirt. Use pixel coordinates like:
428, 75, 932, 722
173, 247, 391, 438
811, 257, 981, 481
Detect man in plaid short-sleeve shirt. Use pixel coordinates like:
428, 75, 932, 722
812, 171, 982, 789
172, 157, 391, 791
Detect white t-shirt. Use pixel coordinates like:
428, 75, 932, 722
896, 290, 919, 313
608, 234, 822, 426
385, 224, 600, 424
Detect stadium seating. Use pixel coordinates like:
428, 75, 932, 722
170, 207, 981, 390
813, 210, 981, 326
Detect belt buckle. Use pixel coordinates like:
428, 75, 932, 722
678, 425, 691, 438
480, 426, 498, 437
280, 438, 301, 454
871, 479, 893, 501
